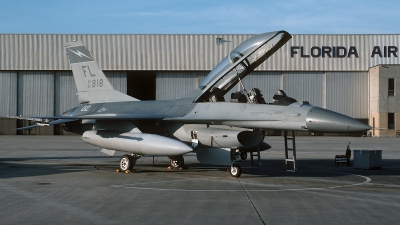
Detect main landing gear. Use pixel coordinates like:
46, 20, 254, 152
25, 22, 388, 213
117, 154, 242, 177
118, 154, 186, 172
118, 154, 141, 173
168, 155, 185, 169
231, 149, 248, 161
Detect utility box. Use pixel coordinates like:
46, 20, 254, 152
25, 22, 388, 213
353, 150, 382, 169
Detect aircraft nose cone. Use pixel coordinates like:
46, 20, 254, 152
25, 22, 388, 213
306, 107, 371, 133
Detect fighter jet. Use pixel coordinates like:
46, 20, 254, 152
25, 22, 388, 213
14, 31, 370, 177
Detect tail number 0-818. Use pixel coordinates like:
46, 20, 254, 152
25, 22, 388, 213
88, 79, 103, 88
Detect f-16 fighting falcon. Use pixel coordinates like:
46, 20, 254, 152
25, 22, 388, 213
14, 31, 371, 177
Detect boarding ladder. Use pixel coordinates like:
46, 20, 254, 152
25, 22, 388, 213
250, 145, 261, 166
284, 130, 297, 171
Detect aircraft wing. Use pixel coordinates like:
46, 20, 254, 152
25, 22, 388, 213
12, 108, 272, 131
11, 113, 167, 131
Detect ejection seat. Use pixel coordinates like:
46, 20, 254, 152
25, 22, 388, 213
208, 87, 225, 102
272, 90, 297, 106
230, 88, 266, 104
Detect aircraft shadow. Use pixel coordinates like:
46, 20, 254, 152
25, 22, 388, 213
0, 156, 112, 179
1, 157, 399, 179
135, 158, 400, 178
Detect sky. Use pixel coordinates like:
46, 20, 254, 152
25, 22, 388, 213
1, 0, 400, 35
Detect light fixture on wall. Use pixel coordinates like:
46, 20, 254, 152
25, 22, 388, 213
216, 38, 231, 45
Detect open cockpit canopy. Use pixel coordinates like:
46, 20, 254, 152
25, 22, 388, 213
194, 31, 292, 103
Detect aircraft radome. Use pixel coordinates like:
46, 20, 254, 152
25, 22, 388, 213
11, 31, 371, 177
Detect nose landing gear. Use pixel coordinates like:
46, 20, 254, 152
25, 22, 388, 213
229, 163, 242, 177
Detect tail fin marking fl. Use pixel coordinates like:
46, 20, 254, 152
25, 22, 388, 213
65, 41, 138, 104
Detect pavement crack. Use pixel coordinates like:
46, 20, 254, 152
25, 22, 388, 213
237, 178, 266, 225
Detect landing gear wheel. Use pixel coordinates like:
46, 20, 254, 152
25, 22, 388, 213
240, 151, 247, 160
119, 155, 133, 172
229, 163, 242, 177
169, 155, 184, 168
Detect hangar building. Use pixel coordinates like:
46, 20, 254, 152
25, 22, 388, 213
0, 33, 399, 136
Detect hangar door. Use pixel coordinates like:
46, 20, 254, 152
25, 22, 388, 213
156, 72, 209, 100
127, 72, 156, 100
283, 72, 325, 108
326, 72, 368, 118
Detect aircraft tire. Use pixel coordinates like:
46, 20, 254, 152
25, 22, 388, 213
119, 155, 133, 172
170, 155, 184, 168
240, 151, 247, 160
229, 163, 242, 177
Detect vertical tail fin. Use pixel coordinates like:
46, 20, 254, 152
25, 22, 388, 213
65, 41, 138, 104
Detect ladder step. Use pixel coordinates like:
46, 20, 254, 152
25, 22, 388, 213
284, 132, 296, 171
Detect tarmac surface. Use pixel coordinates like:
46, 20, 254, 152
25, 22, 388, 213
1, 135, 399, 225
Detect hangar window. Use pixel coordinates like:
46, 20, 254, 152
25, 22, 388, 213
388, 113, 395, 130
388, 78, 395, 96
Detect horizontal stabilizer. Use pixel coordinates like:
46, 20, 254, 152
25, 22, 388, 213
15, 119, 79, 130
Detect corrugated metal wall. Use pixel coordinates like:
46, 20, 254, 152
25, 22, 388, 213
283, 72, 325, 107
0, 34, 249, 71
0, 71, 17, 117
326, 72, 368, 118
3, 34, 398, 72
55, 71, 77, 115
4, 70, 127, 118
17, 71, 54, 117
267, 35, 370, 71
239, 72, 282, 102
370, 35, 400, 67
156, 72, 208, 100
104, 71, 127, 93
1, 34, 73, 70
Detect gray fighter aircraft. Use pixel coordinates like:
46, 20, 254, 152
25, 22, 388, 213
15, 31, 370, 177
